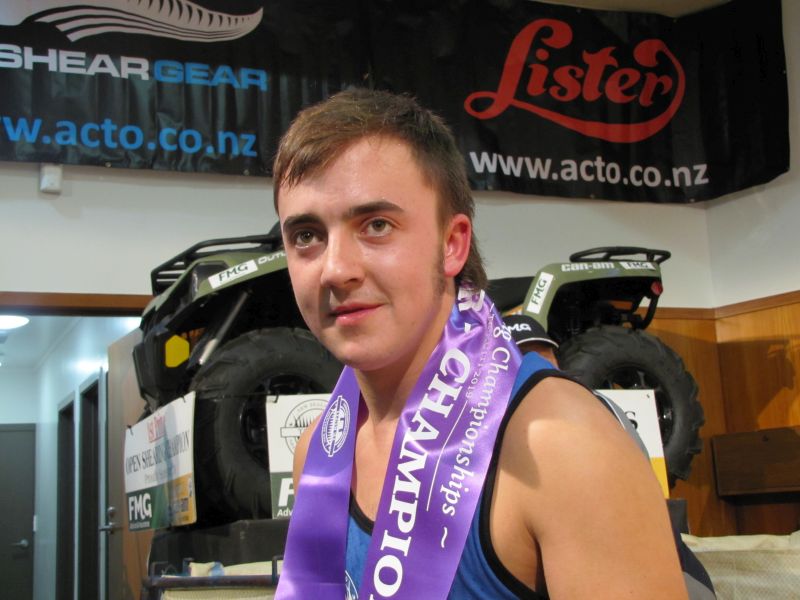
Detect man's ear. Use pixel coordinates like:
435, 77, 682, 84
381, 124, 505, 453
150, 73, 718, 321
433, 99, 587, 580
442, 214, 472, 278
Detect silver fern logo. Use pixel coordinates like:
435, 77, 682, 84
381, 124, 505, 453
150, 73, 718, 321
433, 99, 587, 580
320, 395, 350, 458
0, 1, 263, 43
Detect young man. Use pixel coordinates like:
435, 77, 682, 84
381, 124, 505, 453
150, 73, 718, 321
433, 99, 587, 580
273, 89, 690, 599
503, 313, 560, 367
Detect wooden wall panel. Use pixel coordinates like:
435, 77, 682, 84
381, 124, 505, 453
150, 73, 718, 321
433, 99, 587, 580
644, 299, 800, 536
714, 301, 800, 534
716, 303, 800, 433
647, 315, 737, 536
108, 330, 153, 600
0, 291, 150, 315
732, 497, 800, 535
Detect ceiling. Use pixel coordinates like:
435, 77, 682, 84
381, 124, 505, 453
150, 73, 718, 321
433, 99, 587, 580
0, 316, 79, 369
0, 315, 144, 370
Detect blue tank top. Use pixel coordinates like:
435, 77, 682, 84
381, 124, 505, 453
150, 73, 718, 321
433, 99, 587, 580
342, 352, 715, 600
343, 353, 556, 599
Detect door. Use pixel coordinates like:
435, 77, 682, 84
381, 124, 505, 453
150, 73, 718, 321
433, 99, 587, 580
56, 403, 75, 600
0, 424, 36, 600
56, 372, 108, 600
77, 375, 102, 600
107, 329, 153, 600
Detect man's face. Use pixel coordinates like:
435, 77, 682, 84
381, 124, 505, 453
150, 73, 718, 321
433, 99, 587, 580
278, 135, 467, 374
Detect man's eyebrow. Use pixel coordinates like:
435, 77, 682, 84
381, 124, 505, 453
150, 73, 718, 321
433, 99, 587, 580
282, 200, 404, 234
281, 213, 322, 233
344, 199, 404, 219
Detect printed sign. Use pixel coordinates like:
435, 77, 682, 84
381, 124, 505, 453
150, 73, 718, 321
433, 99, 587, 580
265, 394, 328, 518
597, 389, 669, 497
369, 0, 788, 202
0, 1, 365, 176
124, 392, 196, 530
0, 0, 787, 204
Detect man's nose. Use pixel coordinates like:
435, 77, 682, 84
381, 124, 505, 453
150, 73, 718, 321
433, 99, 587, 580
320, 231, 363, 288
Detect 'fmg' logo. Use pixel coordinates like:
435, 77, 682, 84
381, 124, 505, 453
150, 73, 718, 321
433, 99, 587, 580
128, 492, 153, 522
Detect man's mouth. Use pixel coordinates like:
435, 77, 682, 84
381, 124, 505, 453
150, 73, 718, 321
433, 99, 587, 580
329, 303, 380, 323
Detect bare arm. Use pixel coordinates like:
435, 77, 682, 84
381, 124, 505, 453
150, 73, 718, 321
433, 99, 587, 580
505, 377, 687, 599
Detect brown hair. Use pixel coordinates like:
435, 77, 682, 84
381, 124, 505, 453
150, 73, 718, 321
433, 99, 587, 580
273, 88, 487, 290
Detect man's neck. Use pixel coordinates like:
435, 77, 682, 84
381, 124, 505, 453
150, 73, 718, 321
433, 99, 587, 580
355, 286, 456, 426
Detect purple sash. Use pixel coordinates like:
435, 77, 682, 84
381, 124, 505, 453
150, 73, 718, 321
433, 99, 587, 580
277, 289, 521, 599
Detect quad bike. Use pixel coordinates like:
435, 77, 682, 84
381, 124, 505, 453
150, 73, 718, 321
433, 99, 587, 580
488, 247, 703, 486
133, 228, 703, 525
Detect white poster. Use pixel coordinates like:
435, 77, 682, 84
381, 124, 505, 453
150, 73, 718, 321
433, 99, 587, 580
598, 389, 669, 497
123, 392, 196, 530
266, 394, 328, 517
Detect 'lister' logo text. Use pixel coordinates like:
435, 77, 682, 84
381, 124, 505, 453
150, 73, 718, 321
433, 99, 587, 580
464, 19, 685, 143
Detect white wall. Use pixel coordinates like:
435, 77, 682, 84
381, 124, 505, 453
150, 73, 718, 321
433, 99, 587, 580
704, 0, 800, 307
32, 316, 139, 600
0, 367, 38, 423
474, 192, 713, 307
0, 162, 274, 295
0, 159, 717, 304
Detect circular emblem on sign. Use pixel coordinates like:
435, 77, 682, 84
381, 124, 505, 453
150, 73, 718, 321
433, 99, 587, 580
281, 399, 327, 453
320, 395, 350, 457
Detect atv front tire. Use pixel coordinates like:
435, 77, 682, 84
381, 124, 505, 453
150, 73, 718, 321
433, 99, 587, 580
190, 327, 341, 523
557, 326, 704, 485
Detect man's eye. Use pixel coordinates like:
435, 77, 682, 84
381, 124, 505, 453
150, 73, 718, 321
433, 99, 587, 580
365, 219, 392, 236
293, 230, 319, 247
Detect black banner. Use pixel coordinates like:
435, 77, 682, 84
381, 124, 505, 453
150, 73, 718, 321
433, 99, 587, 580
0, 0, 789, 202
368, 0, 789, 202
0, 1, 366, 176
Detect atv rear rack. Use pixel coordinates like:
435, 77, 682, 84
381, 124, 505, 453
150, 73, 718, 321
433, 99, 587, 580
570, 247, 671, 264
150, 228, 283, 295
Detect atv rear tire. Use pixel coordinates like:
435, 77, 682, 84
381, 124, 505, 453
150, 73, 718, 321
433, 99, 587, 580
190, 327, 341, 523
557, 326, 704, 485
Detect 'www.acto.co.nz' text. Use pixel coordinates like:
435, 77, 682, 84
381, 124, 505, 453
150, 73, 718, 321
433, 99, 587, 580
470, 151, 709, 189
0, 115, 257, 158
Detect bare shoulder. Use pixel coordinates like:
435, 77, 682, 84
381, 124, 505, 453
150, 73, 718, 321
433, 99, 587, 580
500, 376, 648, 479
292, 413, 321, 492
499, 376, 688, 599
504, 376, 655, 474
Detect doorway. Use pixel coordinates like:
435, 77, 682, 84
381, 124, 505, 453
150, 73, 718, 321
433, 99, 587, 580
56, 402, 75, 600
56, 371, 109, 600
0, 424, 37, 600
0, 294, 150, 600
78, 376, 102, 600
